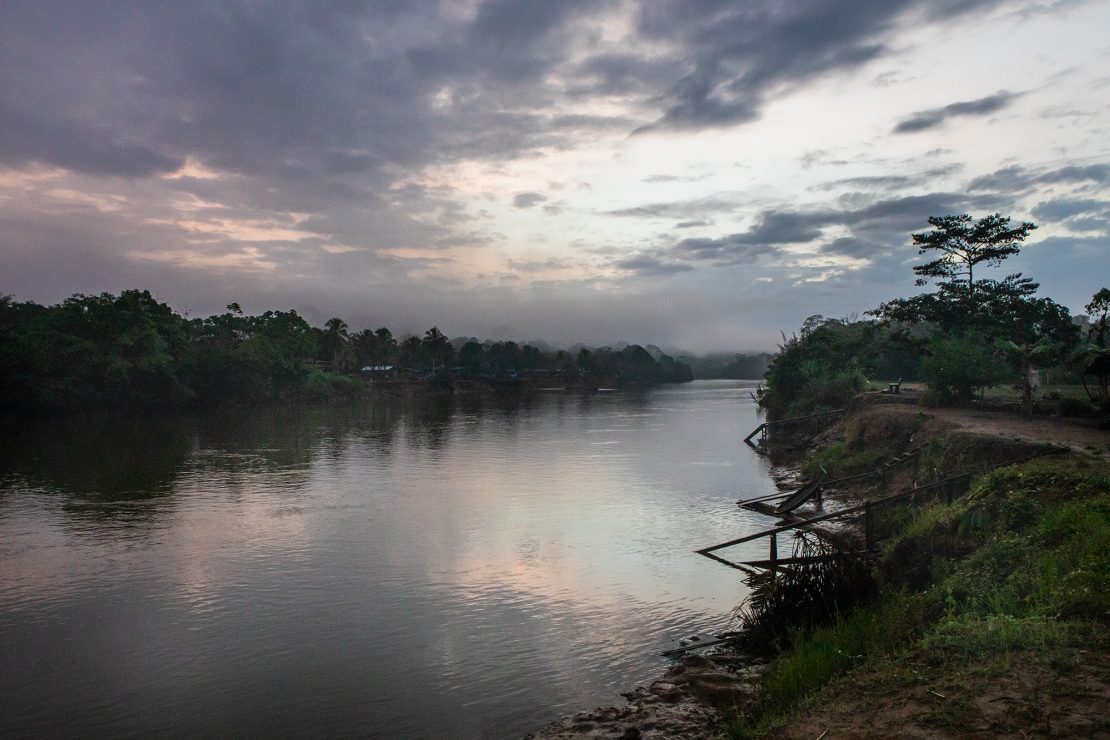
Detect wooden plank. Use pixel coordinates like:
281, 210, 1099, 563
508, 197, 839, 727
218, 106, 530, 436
697, 549, 756, 574
743, 423, 767, 444
696, 503, 869, 554
775, 476, 823, 514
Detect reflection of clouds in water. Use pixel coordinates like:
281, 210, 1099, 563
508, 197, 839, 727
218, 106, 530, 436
0, 382, 780, 737
0, 497, 103, 609
163, 470, 318, 614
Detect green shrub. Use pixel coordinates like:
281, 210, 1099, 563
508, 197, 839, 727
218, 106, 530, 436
921, 330, 1009, 400
759, 317, 910, 419
300, 368, 361, 399
802, 441, 884, 479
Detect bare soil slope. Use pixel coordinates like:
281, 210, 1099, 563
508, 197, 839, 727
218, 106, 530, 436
856, 395, 1109, 460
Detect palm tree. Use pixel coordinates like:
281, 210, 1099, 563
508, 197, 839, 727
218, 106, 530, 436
398, 335, 423, 371
422, 326, 452, 374
324, 317, 350, 370
373, 327, 396, 364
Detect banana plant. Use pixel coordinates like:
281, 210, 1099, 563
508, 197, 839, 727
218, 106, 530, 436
995, 336, 1061, 416
1066, 342, 1109, 407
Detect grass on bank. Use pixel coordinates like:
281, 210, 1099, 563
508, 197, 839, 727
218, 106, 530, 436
728, 455, 1110, 737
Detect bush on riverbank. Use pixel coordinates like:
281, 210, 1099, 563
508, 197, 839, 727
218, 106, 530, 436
757, 318, 906, 419
728, 454, 1110, 737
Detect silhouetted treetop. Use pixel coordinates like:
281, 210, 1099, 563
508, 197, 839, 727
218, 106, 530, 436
910, 212, 1035, 296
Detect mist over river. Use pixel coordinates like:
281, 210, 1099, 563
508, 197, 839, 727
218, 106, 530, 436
0, 380, 780, 738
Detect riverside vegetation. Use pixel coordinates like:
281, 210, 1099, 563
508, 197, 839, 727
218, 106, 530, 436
727, 407, 1109, 737
0, 294, 692, 414
757, 214, 1108, 420
731, 213, 1108, 736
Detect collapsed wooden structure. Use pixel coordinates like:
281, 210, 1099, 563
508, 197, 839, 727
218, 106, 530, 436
697, 449, 1064, 576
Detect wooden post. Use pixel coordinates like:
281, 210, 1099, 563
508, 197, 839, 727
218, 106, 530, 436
769, 533, 778, 577
864, 502, 873, 551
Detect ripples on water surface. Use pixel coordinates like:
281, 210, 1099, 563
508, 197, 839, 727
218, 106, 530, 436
0, 380, 780, 738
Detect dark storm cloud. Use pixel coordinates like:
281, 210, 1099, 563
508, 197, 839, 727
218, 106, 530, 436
846, 192, 1008, 225
811, 165, 963, 192
506, 257, 575, 273
1029, 195, 1110, 236
812, 175, 917, 191
968, 162, 1110, 192
643, 174, 708, 183
661, 191, 1012, 266
614, 255, 695, 276
568, 52, 679, 97
513, 192, 547, 208
822, 236, 884, 258
629, 0, 1009, 132
0, 1, 624, 194
729, 211, 827, 245
603, 196, 743, 219
0, 99, 182, 177
966, 165, 1032, 192
673, 236, 783, 264
1036, 164, 1110, 185
0, 0, 1027, 214
667, 209, 832, 263
1031, 197, 1109, 221
892, 90, 1021, 133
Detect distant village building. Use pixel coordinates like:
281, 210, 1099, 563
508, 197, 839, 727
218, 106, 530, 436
360, 365, 396, 378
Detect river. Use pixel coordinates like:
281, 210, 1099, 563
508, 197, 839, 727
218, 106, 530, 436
0, 380, 780, 738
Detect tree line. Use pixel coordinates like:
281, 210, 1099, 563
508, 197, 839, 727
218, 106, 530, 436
759, 212, 1109, 418
0, 293, 693, 413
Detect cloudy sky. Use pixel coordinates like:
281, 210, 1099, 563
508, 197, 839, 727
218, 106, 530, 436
2, 1, 1108, 351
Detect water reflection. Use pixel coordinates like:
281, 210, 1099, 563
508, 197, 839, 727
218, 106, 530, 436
0, 413, 194, 500
0, 381, 779, 738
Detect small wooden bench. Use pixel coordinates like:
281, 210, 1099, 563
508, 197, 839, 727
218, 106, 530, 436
886, 378, 902, 394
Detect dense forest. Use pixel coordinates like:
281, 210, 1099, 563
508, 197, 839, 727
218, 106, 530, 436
685, 352, 774, 380
758, 213, 1109, 419
0, 293, 692, 413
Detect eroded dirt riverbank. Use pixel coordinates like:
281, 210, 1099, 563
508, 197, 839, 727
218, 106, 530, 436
526, 653, 768, 739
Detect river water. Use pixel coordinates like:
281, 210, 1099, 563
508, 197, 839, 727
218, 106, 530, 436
0, 380, 780, 738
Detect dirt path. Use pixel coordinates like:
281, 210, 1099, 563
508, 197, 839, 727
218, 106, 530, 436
867, 397, 1109, 460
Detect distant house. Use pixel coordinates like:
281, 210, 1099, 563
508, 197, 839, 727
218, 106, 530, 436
360, 365, 397, 378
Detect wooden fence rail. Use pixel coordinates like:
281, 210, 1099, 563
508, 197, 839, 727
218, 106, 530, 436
698, 449, 1065, 573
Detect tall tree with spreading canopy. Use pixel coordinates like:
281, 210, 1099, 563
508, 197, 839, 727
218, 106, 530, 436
909, 213, 1036, 297
875, 213, 1073, 345
872, 213, 1077, 401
